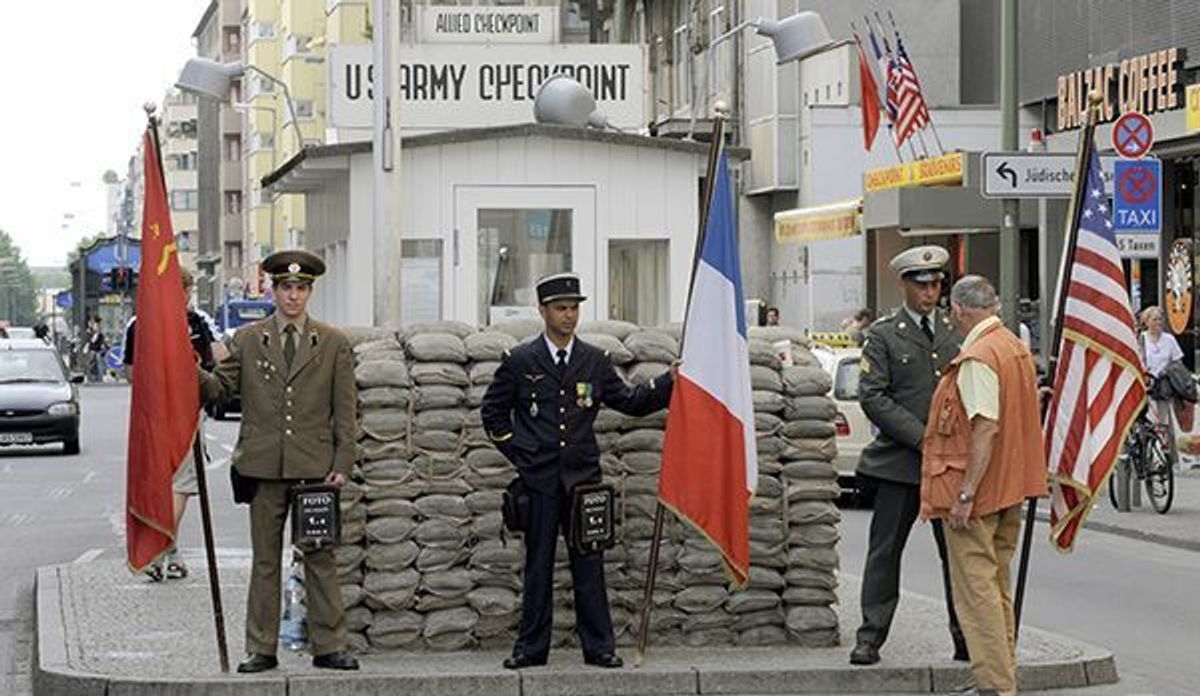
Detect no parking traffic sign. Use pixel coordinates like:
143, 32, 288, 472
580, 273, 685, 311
1112, 111, 1154, 159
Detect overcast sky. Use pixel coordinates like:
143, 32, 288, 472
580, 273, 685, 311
0, 1, 209, 267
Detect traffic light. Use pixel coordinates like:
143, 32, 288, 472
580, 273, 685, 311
108, 267, 138, 291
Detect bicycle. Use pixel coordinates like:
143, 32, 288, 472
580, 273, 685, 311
1109, 392, 1175, 514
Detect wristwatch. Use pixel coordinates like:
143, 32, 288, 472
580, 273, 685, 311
957, 490, 975, 504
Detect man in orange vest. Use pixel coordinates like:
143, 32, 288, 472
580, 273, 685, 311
920, 275, 1047, 696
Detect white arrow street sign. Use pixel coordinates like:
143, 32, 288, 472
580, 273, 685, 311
981, 152, 1122, 198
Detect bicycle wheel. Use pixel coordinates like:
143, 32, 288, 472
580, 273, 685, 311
1143, 431, 1175, 514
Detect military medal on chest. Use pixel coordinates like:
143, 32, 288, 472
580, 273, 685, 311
529, 395, 539, 419
576, 382, 594, 409
524, 373, 545, 418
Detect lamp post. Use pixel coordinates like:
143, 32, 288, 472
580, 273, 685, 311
176, 58, 303, 151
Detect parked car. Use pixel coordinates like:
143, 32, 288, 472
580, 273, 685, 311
811, 344, 874, 506
0, 339, 82, 454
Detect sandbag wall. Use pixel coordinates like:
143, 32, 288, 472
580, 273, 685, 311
333, 321, 841, 653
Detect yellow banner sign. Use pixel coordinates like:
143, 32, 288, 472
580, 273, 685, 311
774, 199, 861, 243
1188, 84, 1200, 133
864, 152, 963, 192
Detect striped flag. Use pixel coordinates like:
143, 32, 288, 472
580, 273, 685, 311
659, 149, 757, 587
1045, 146, 1147, 552
864, 22, 896, 128
889, 34, 929, 146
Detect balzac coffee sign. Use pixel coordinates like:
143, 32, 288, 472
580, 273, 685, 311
1057, 47, 1185, 131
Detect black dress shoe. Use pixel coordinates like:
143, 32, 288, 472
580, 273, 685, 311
503, 654, 547, 669
312, 652, 359, 670
584, 653, 623, 669
849, 642, 880, 665
237, 653, 278, 673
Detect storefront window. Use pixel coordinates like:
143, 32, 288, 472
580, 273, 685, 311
477, 209, 572, 326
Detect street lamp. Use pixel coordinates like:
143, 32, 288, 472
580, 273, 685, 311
533, 75, 614, 130
175, 58, 303, 151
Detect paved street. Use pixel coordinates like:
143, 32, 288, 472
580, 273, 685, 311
840, 507, 1200, 696
6, 385, 1199, 695
0, 385, 244, 696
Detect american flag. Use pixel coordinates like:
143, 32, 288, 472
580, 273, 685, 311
865, 25, 895, 127
889, 35, 929, 146
1045, 147, 1147, 552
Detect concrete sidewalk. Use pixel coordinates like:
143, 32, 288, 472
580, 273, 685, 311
34, 555, 1117, 695
1038, 469, 1200, 552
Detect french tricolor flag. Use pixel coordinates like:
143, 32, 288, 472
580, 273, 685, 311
659, 150, 757, 588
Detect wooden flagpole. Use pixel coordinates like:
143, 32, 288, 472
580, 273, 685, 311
1013, 91, 1101, 640
634, 113, 726, 668
148, 106, 230, 672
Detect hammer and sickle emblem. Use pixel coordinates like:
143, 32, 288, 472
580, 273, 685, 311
150, 223, 161, 239
157, 243, 178, 276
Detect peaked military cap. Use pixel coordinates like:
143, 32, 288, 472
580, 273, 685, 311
889, 245, 949, 283
263, 249, 325, 284
536, 272, 587, 304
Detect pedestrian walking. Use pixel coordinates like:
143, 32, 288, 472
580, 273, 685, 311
87, 318, 108, 382
197, 250, 359, 673
850, 245, 968, 666
1138, 306, 1191, 466
920, 275, 1047, 696
123, 268, 219, 581
481, 272, 675, 670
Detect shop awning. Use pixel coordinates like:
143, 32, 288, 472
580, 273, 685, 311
773, 198, 862, 243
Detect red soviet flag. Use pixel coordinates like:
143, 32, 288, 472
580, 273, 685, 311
125, 126, 200, 572
855, 35, 882, 150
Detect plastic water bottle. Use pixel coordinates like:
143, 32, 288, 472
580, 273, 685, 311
280, 555, 308, 651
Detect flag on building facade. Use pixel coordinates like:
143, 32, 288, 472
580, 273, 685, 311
888, 33, 930, 146
853, 32, 882, 150
125, 124, 201, 572
1045, 147, 1147, 552
659, 150, 757, 587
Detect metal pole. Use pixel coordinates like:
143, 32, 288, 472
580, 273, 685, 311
999, 0, 1020, 331
191, 426, 230, 672
635, 115, 726, 668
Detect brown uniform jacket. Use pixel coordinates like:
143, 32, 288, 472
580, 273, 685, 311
199, 315, 357, 480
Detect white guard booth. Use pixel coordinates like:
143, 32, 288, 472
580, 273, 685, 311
262, 124, 742, 328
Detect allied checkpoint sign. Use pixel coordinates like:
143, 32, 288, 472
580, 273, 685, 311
329, 43, 645, 132
1112, 158, 1162, 258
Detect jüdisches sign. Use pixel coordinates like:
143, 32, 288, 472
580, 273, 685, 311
418, 6, 558, 44
329, 44, 645, 132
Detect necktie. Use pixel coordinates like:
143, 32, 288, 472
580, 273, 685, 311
284, 325, 297, 368
920, 316, 934, 342
556, 348, 567, 376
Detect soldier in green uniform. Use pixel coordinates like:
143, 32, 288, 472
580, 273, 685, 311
850, 245, 969, 666
198, 250, 359, 674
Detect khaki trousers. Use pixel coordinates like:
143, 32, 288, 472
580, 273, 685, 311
246, 480, 347, 656
945, 504, 1023, 694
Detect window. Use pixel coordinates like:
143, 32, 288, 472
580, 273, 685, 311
477, 209, 572, 326
171, 190, 199, 211
672, 23, 690, 112
230, 79, 242, 104
223, 27, 241, 55
224, 242, 242, 270
293, 99, 315, 120
167, 119, 197, 138
609, 239, 669, 326
401, 240, 443, 324
166, 154, 196, 171
224, 134, 242, 162
224, 190, 243, 215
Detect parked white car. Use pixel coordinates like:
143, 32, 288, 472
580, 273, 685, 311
811, 344, 874, 505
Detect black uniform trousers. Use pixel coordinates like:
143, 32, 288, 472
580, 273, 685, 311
856, 475, 965, 650
513, 480, 614, 661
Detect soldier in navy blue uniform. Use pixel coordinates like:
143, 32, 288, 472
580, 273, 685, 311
482, 272, 674, 670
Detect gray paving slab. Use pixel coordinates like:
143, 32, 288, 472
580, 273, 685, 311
35, 557, 1120, 694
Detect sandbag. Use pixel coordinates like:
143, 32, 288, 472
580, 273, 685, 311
355, 360, 411, 389
624, 331, 679, 362
465, 331, 518, 361
406, 333, 468, 363
578, 333, 634, 365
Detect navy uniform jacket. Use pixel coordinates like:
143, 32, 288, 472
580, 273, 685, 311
856, 309, 961, 485
482, 336, 673, 494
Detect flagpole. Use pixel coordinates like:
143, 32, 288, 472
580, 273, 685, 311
1012, 91, 1101, 640
148, 107, 230, 673
851, 24, 904, 165
886, 9, 947, 155
634, 112, 727, 668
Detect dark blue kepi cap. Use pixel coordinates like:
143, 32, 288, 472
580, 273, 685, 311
536, 272, 587, 304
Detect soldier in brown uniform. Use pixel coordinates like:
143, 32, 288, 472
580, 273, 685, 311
198, 250, 359, 673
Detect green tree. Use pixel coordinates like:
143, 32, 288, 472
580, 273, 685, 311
0, 230, 39, 325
